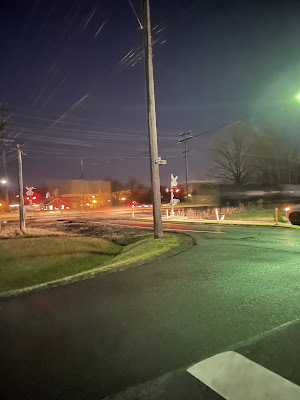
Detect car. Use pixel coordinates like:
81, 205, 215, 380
285, 204, 300, 225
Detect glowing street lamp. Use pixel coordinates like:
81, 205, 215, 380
1, 179, 7, 184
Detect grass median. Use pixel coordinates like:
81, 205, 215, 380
225, 208, 286, 223
0, 232, 189, 294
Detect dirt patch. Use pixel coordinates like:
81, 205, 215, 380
38, 221, 151, 245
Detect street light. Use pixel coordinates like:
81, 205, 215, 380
1, 179, 7, 184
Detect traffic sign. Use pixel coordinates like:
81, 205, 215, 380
171, 174, 178, 187
26, 186, 36, 196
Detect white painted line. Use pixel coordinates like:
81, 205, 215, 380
187, 351, 300, 400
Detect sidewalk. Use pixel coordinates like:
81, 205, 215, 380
105, 320, 300, 399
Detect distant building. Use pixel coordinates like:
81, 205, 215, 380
44, 180, 111, 209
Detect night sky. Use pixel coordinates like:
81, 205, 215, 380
1, 0, 300, 187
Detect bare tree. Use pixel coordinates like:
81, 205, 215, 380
209, 121, 253, 185
249, 127, 299, 185
126, 177, 139, 193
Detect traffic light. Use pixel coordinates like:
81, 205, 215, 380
175, 188, 180, 193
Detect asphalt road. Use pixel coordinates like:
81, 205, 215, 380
0, 225, 299, 399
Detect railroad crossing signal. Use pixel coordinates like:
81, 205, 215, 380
26, 186, 35, 197
171, 174, 178, 187
170, 174, 180, 216
25, 187, 36, 206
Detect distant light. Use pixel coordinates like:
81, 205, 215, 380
92, 195, 95, 198
0, 203, 2, 206
32, 196, 37, 200
121, 197, 126, 201
284, 207, 290, 212
108, 200, 111, 202
1, 179, 7, 184
86, 203, 90, 206
92, 200, 97, 203
9, 204, 19, 208
188, 194, 192, 197
297, 93, 300, 100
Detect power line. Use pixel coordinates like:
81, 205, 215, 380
11, 112, 178, 134
128, 0, 143, 29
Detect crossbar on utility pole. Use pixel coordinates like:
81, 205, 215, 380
16, 144, 25, 232
142, 0, 163, 238
178, 131, 193, 198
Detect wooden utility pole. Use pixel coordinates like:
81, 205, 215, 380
81, 158, 85, 211
178, 131, 193, 198
142, 0, 163, 238
2, 149, 9, 211
16, 145, 25, 232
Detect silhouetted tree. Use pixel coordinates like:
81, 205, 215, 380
209, 121, 253, 185
249, 127, 299, 185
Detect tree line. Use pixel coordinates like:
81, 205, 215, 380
209, 121, 300, 186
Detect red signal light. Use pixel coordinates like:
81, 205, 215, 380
32, 196, 37, 200
175, 188, 180, 193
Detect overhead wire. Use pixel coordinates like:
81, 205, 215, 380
10, 111, 178, 134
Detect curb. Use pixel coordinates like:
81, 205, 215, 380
0, 232, 194, 299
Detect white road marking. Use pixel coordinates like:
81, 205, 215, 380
187, 351, 300, 400
90, 221, 224, 234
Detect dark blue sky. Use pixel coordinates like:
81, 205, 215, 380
1, 0, 300, 187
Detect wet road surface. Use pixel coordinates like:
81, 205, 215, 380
0, 225, 299, 399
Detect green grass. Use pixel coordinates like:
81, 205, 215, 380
0, 233, 188, 294
101, 233, 184, 271
225, 208, 286, 223
0, 236, 121, 292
